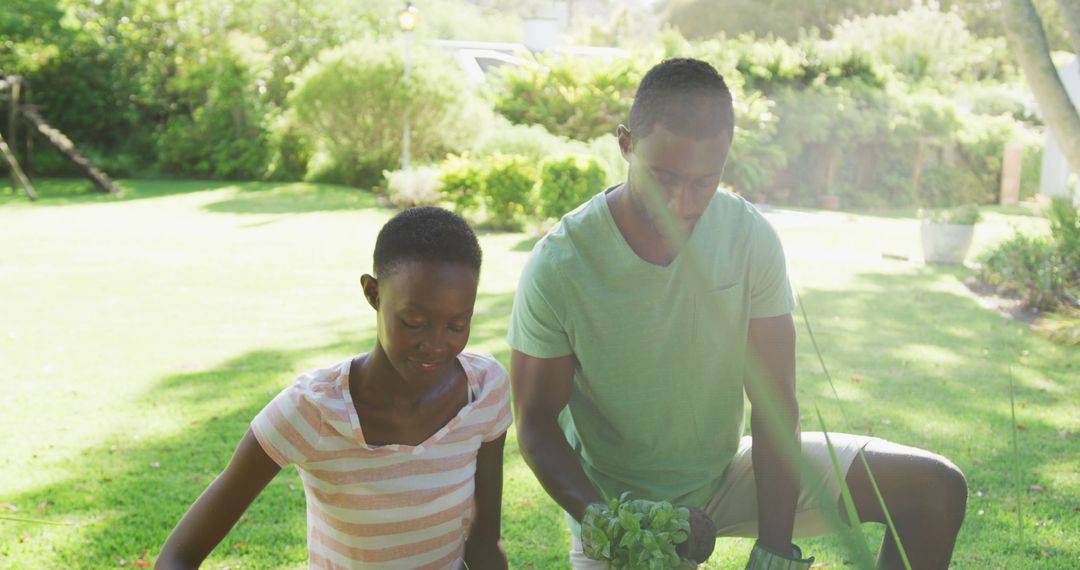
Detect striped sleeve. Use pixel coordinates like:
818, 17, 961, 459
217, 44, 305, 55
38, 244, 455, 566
251, 380, 320, 468
480, 360, 513, 443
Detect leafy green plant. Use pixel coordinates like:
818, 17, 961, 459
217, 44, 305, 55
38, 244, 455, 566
439, 154, 487, 214
538, 155, 606, 220
580, 493, 690, 570
980, 233, 1068, 311
920, 204, 982, 225
481, 154, 537, 230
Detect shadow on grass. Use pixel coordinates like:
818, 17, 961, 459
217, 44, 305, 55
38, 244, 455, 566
0, 291, 544, 568
202, 182, 381, 215
787, 266, 1077, 568
0, 178, 229, 206
0, 180, 384, 217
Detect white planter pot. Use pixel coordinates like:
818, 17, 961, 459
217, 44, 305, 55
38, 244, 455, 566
921, 222, 975, 264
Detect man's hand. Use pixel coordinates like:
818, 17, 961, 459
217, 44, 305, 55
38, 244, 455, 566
744, 541, 814, 570
463, 538, 508, 570
674, 506, 717, 564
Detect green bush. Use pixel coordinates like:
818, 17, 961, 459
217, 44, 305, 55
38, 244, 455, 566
482, 154, 537, 230
439, 154, 487, 214
490, 54, 642, 141
155, 32, 274, 179
468, 118, 624, 188
289, 39, 488, 187
586, 135, 627, 188
538, 155, 607, 220
723, 90, 786, 196
980, 233, 1070, 312
470, 116, 589, 162
980, 200, 1080, 313
1047, 198, 1080, 271
830, 4, 977, 84
384, 166, 443, 209
265, 114, 313, 182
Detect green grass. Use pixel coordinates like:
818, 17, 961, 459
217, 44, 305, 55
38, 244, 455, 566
1, 180, 1076, 568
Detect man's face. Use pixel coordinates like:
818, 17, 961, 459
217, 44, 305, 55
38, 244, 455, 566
620, 122, 731, 238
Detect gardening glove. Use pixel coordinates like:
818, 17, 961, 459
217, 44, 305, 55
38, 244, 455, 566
674, 506, 717, 564
744, 540, 815, 570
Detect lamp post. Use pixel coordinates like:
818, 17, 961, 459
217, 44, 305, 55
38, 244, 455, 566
398, 2, 417, 171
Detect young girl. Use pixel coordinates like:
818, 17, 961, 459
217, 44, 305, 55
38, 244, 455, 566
157, 207, 511, 570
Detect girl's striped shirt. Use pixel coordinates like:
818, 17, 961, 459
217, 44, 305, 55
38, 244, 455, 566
251, 352, 512, 569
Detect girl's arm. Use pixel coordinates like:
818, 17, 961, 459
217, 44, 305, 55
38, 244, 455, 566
463, 432, 508, 569
156, 429, 282, 570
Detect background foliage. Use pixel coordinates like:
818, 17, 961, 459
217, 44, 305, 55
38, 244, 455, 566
0, 0, 1064, 214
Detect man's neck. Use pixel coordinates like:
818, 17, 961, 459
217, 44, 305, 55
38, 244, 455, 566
606, 183, 683, 267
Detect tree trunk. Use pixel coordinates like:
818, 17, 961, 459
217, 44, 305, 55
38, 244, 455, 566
1055, 0, 1080, 58
1004, 0, 1080, 173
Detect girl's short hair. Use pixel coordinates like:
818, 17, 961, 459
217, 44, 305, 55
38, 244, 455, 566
373, 207, 482, 276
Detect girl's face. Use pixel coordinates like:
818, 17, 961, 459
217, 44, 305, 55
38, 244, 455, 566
363, 260, 479, 385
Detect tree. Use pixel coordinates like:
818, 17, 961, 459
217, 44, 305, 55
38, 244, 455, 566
1003, 0, 1080, 173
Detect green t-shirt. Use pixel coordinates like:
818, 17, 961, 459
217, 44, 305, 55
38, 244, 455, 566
508, 188, 795, 515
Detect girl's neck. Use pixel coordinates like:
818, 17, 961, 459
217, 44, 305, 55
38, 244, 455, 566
352, 347, 457, 407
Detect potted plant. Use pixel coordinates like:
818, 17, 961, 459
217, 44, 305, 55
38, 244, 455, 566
919, 204, 981, 264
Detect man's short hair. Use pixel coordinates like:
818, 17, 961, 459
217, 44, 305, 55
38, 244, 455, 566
373, 207, 482, 276
628, 58, 735, 141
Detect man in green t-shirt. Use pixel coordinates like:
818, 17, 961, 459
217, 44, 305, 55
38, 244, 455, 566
508, 58, 967, 569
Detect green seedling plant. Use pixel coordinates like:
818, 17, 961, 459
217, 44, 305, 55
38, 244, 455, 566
581, 492, 691, 570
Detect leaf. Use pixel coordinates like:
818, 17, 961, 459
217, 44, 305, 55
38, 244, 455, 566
1028, 485, 1045, 493
618, 509, 641, 532
231, 542, 248, 549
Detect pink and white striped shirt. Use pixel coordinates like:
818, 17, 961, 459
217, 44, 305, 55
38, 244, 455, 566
251, 352, 512, 569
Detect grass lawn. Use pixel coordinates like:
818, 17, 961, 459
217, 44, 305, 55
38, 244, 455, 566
1, 179, 1076, 569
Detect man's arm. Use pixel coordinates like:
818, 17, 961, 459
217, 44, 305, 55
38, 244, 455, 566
156, 429, 281, 570
745, 313, 801, 555
463, 433, 509, 569
510, 350, 602, 522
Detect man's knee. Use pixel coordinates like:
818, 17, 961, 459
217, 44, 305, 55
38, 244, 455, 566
891, 453, 967, 525
925, 455, 968, 523
847, 445, 967, 527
